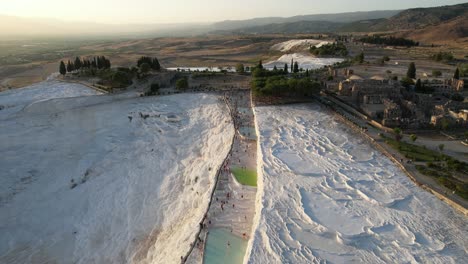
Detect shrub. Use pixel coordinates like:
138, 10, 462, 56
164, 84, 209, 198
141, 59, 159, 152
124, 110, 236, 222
432, 70, 442, 77
431, 52, 454, 62
176, 77, 189, 90
111, 71, 132, 87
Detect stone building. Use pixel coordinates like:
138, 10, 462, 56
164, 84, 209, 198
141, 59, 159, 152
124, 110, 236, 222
350, 80, 401, 105
382, 99, 402, 127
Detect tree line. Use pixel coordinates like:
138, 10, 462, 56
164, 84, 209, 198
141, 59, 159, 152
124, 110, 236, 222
360, 36, 419, 47
137, 56, 161, 71
251, 61, 320, 97
59, 56, 111, 75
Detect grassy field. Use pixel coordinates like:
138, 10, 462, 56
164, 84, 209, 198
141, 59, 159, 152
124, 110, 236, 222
384, 136, 441, 162
231, 167, 257, 187
382, 135, 468, 199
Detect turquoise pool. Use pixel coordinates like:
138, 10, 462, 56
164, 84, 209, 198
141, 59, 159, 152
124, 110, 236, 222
204, 228, 248, 264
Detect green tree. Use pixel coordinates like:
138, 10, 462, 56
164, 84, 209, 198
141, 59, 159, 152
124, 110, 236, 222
454, 67, 460, 79
407, 62, 416, 79
410, 134, 418, 142
393, 127, 402, 141
284, 63, 288, 73
140, 63, 151, 75
150, 83, 160, 94
432, 70, 442, 77
59, 61, 66, 75
74, 57, 82, 70
293, 62, 299, 73
151, 58, 160, 71
176, 77, 189, 90
111, 71, 132, 87
400, 77, 414, 88
257, 60, 263, 70
235, 63, 245, 73
415, 79, 422, 92
291, 59, 294, 73
356, 52, 364, 63
66, 60, 74, 73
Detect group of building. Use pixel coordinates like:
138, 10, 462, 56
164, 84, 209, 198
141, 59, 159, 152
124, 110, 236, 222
326, 67, 468, 129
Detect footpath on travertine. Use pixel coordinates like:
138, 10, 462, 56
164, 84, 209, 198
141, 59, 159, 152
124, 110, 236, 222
186, 90, 257, 263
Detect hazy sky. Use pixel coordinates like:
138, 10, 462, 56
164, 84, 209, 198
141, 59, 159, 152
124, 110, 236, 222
0, 0, 466, 23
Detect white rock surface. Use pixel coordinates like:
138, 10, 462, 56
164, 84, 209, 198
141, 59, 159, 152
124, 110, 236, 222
247, 104, 467, 263
0, 82, 233, 264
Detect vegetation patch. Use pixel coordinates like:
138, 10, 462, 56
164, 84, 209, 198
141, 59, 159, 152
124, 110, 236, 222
359, 35, 419, 47
251, 61, 320, 98
431, 52, 454, 62
384, 136, 441, 162
382, 135, 468, 199
310, 42, 348, 56
231, 167, 257, 187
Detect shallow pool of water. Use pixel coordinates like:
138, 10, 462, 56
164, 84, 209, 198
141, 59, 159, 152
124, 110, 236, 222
204, 228, 248, 264
238, 107, 253, 116
239, 126, 257, 140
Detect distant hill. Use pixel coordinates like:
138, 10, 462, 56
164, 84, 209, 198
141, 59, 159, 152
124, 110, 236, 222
396, 15, 468, 43
218, 21, 344, 34
362, 3, 468, 31
216, 2, 468, 42
211, 10, 400, 31
370, 2, 468, 31
337, 19, 386, 32
1, 4, 466, 39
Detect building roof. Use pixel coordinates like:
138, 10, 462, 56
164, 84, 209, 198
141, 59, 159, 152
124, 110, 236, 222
348, 75, 363, 81
370, 75, 385, 81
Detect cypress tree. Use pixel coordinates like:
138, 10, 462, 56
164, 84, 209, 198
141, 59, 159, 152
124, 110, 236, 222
257, 60, 263, 69
284, 63, 288, 73
59, 61, 66, 75
152, 58, 160, 70
454, 68, 460, 79
74, 57, 82, 70
291, 58, 294, 72
66, 60, 72, 73
407, 62, 416, 79
415, 79, 422, 92
98, 57, 103, 69
293, 61, 299, 73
